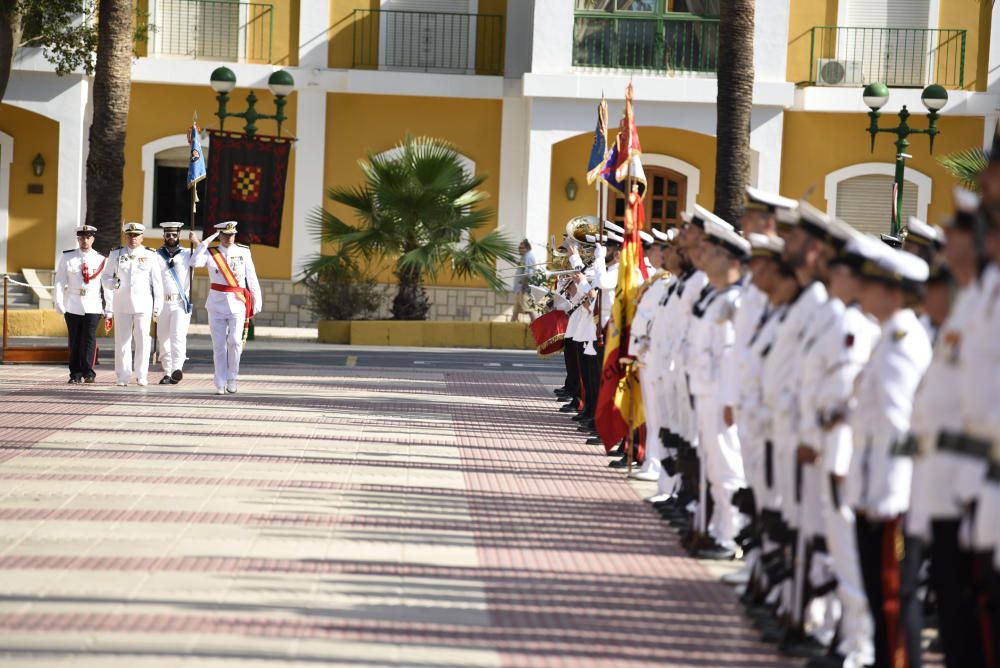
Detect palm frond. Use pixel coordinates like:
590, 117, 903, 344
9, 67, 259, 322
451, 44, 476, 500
937, 147, 987, 191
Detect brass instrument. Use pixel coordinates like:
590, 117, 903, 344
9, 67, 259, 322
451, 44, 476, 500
551, 216, 601, 268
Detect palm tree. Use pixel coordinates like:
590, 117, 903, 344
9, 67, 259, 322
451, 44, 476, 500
306, 134, 518, 321
85, 0, 133, 253
713, 0, 754, 227
937, 147, 988, 191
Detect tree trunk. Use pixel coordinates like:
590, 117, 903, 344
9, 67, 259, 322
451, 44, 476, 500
714, 0, 754, 228
392, 265, 430, 320
0, 8, 21, 104
86, 0, 133, 253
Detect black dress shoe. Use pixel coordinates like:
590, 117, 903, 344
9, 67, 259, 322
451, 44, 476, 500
609, 456, 633, 469
553, 387, 568, 396
571, 412, 591, 422
577, 421, 595, 432
695, 540, 736, 560
558, 402, 578, 413
171, 369, 183, 383
159, 376, 173, 385
84, 376, 96, 384
805, 652, 846, 668
67, 377, 82, 384
609, 443, 625, 457
586, 435, 603, 446
779, 634, 826, 659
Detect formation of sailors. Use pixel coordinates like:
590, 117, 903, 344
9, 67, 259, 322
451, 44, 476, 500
546, 172, 1000, 667
54, 220, 261, 394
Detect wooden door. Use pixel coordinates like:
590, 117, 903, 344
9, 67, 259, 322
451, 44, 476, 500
607, 165, 687, 232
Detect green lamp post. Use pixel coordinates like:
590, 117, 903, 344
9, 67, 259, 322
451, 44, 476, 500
209, 67, 295, 138
863, 83, 948, 236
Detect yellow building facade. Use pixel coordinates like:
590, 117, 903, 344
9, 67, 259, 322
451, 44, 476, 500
1, 0, 997, 322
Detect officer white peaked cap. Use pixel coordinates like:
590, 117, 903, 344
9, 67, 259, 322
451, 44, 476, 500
952, 186, 980, 213
693, 204, 734, 232
775, 206, 801, 228
877, 245, 930, 284
705, 216, 750, 257
605, 231, 624, 244
905, 216, 945, 247
745, 186, 797, 212
650, 227, 670, 243
748, 232, 784, 257
122, 221, 145, 234
215, 221, 239, 234
76, 225, 98, 234
827, 217, 858, 244
638, 229, 654, 244
665, 227, 679, 243
160, 221, 184, 230
603, 220, 624, 235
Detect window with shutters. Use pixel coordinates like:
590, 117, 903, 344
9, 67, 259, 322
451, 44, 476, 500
842, 0, 932, 87
607, 166, 686, 233
379, 0, 477, 74
834, 173, 919, 237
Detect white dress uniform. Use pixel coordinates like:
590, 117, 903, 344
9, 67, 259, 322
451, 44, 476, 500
154, 232, 194, 382
629, 272, 669, 479
191, 226, 263, 393
101, 234, 164, 386
675, 271, 712, 448
54, 239, 109, 383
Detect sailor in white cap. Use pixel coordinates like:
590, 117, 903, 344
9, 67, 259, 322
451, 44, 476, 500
191, 221, 263, 394
760, 203, 831, 645
101, 222, 163, 387
688, 214, 750, 560
907, 190, 990, 667
902, 216, 944, 263
845, 238, 931, 668
153, 222, 196, 384
626, 226, 672, 481
54, 225, 109, 384
734, 233, 798, 608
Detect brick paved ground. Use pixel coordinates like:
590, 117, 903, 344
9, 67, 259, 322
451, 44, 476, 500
0, 356, 806, 667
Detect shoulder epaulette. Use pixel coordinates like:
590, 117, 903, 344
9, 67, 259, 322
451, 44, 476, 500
63, 248, 75, 253
236, 243, 250, 249
111, 246, 123, 251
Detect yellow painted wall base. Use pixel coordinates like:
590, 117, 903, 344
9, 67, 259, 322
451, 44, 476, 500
2, 310, 114, 337
319, 320, 538, 350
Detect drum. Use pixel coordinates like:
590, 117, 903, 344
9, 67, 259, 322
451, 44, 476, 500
529, 310, 569, 357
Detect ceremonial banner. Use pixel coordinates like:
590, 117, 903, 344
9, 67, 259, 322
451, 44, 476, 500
187, 123, 206, 189
595, 189, 649, 451
205, 130, 292, 247
611, 82, 646, 194
586, 96, 608, 185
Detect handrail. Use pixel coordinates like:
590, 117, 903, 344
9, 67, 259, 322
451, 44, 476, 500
352, 8, 505, 76
807, 26, 967, 88
142, 0, 275, 64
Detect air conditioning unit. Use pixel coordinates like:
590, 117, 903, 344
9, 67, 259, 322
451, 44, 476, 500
815, 59, 865, 86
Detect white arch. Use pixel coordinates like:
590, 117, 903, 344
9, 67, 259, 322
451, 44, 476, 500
641, 153, 700, 216
824, 162, 932, 222
0, 131, 13, 274
141, 133, 210, 238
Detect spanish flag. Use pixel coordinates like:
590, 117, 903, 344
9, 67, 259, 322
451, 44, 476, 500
595, 188, 648, 451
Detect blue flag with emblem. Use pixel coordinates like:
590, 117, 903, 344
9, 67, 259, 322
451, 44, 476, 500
586, 96, 608, 185
188, 122, 206, 189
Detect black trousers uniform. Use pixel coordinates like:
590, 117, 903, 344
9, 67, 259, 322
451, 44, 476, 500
65, 313, 101, 381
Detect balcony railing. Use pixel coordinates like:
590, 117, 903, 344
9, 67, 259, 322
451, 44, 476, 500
352, 9, 504, 76
572, 12, 720, 75
143, 0, 274, 64
807, 26, 966, 88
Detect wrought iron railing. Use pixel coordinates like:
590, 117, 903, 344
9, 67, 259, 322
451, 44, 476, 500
144, 0, 274, 64
352, 9, 504, 75
807, 26, 966, 88
572, 12, 720, 74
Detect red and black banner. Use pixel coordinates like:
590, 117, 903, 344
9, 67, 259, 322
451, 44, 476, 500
205, 130, 292, 247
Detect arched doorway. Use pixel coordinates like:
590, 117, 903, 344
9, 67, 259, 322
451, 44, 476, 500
607, 165, 687, 232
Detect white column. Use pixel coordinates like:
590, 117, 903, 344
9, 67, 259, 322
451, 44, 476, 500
497, 95, 530, 252
754, 0, 791, 83
288, 0, 331, 279
989, 3, 1000, 97
524, 123, 558, 257
290, 88, 327, 279
749, 108, 785, 195
0, 131, 13, 274
530, 2, 573, 75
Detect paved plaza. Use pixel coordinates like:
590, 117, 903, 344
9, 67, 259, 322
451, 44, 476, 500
0, 340, 800, 667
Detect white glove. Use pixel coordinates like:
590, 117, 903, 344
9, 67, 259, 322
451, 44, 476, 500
594, 243, 607, 261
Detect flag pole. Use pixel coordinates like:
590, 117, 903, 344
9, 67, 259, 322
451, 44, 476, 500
624, 169, 635, 476
188, 116, 198, 314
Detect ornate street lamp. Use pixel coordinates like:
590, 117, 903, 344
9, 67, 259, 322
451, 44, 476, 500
209, 66, 295, 138
863, 83, 948, 236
